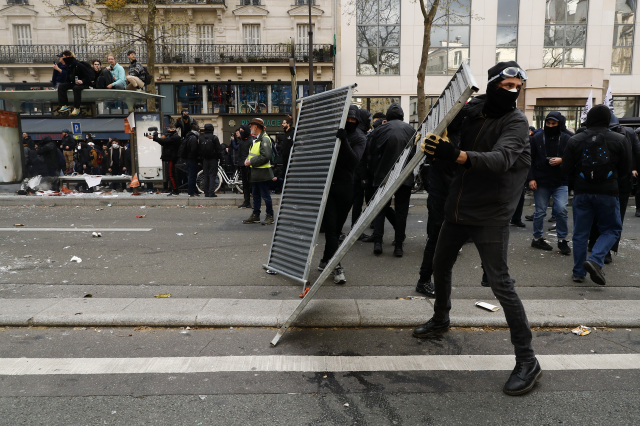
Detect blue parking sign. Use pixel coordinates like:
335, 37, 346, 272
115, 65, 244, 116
71, 122, 81, 135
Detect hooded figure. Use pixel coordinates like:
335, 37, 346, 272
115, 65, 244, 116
36, 136, 60, 177
527, 111, 571, 189
366, 103, 416, 256
236, 124, 254, 208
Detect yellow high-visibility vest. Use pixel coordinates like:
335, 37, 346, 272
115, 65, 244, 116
248, 135, 271, 169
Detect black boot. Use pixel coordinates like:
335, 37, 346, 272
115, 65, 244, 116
393, 243, 403, 257
373, 242, 383, 255
412, 318, 450, 338
503, 359, 542, 396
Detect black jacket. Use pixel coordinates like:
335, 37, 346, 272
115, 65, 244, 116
444, 95, 531, 227
527, 112, 571, 188
199, 131, 222, 160
73, 143, 91, 173
333, 105, 366, 184
23, 136, 34, 149
109, 146, 125, 171
60, 134, 75, 151
368, 104, 415, 188
237, 125, 253, 164
36, 137, 59, 174
183, 130, 200, 162
617, 126, 640, 194
280, 126, 296, 169
64, 57, 94, 86
353, 109, 371, 183
153, 131, 181, 162
561, 127, 629, 197
175, 116, 197, 137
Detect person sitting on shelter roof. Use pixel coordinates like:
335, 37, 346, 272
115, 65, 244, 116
57, 50, 95, 116
100, 54, 126, 90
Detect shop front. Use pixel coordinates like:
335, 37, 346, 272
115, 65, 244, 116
220, 114, 288, 146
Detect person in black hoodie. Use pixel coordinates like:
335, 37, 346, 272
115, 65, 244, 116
528, 111, 572, 255
318, 105, 366, 284
279, 117, 296, 176
350, 109, 372, 236
183, 123, 201, 197
23, 133, 34, 150
56, 51, 94, 116
368, 103, 415, 257
562, 105, 629, 286
415, 61, 540, 396
148, 124, 181, 195
199, 123, 222, 197
36, 136, 60, 177
237, 124, 253, 208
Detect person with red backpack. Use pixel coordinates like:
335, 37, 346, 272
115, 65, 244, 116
56, 50, 95, 116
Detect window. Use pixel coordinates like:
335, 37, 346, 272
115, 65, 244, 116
295, 0, 315, 5
613, 95, 639, 117
198, 25, 215, 44
243, 24, 260, 45
241, 0, 260, 5
13, 25, 31, 45
352, 97, 400, 115
116, 25, 134, 47
409, 96, 438, 128
239, 84, 268, 114
177, 85, 204, 115
611, 0, 636, 74
426, 0, 471, 75
171, 25, 189, 45
69, 24, 87, 45
496, 0, 518, 63
271, 85, 292, 114
297, 24, 315, 56
543, 0, 589, 68
356, 0, 401, 75
207, 84, 237, 114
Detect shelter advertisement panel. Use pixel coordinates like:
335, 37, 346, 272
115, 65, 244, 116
0, 110, 23, 183
134, 112, 163, 181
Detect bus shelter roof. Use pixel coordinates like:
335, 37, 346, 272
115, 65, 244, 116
0, 89, 163, 110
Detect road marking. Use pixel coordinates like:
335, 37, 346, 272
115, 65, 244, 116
0, 228, 152, 232
1, 354, 639, 375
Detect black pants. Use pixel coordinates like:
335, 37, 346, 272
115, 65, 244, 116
163, 160, 177, 191
240, 166, 251, 204
351, 180, 372, 227
373, 185, 412, 245
202, 158, 218, 196
511, 187, 526, 223
58, 83, 90, 108
419, 195, 446, 282
433, 221, 535, 362
589, 192, 629, 253
321, 183, 353, 263
186, 159, 198, 195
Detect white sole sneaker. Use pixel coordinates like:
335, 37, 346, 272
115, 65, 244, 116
333, 268, 346, 285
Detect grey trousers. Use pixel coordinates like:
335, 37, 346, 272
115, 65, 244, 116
202, 158, 218, 196
432, 221, 535, 362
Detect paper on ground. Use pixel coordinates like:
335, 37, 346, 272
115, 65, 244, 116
84, 175, 102, 188
475, 301, 500, 312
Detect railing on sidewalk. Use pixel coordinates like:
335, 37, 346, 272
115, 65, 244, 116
0, 44, 334, 65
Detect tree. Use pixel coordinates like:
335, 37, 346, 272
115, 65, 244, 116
46, 0, 184, 112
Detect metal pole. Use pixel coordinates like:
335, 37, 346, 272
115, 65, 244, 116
308, 0, 314, 96
290, 37, 297, 125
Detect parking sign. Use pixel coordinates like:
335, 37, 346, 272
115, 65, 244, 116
71, 122, 81, 135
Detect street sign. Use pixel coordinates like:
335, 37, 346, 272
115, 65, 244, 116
71, 122, 81, 135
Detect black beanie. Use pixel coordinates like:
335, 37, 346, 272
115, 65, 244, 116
488, 61, 522, 83
585, 105, 611, 128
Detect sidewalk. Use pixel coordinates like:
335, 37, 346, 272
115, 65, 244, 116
1, 298, 638, 328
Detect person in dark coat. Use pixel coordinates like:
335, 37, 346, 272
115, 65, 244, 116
175, 110, 197, 137
279, 117, 296, 177
28, 143, 48, 177
199, 123, 222, 197
415, 61, 540, 396
108, 139, 126, 190
148, 124, 181, 195
237, 124, 253, 208
23, 133, 34, 149
51, 53, 67, 90
182, 123, 201, 197
57, 51, 94, 116
368, 103, 415, 257
60, 129, 75, 174
100, 143, 111, 175
317, 105, 366, 284
36, 136, 60, 177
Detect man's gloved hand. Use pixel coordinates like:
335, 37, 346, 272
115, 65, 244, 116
335, 128, 347, 142
421, 131, 460, 162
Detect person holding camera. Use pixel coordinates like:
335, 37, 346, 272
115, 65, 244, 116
528, 111, 571, 255
148, 125, 181, 196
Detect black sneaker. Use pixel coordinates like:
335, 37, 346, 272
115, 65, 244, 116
548, 216, 556, 223
415, 280, 435, 297
604, 252, 612, 264
510, 221, 526, 228
373, 242, 383, 255
636, 210, 640, 218
524, 214, 534, 221
361, 234, 377, 243
318, 260, 327, 271
393, 243, 403, 257
412, 318, 450, 338
238, 201, 251, 208
338, 233, 346, 242
358, 233, 370, 241
549, 224, 557, 231
558, 240, 571, 255
583, 260, 606, 285
481, 272, 489, 287
503, 359, 542, 396
531, 238, 553, 251
572, 275, 585, 283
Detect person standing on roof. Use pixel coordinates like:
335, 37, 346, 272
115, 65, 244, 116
243, 118, 275, 225
415, 62, 541, 396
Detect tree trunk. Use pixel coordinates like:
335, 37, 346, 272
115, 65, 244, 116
146, 0, 157, 112
417, 0, 440, 124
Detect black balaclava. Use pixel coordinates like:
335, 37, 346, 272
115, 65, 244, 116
346, 121, 358, 132
585, 105, 611, 128
543, 112, 563, 138
483, 60, 522, 118
239, 125, 251, 140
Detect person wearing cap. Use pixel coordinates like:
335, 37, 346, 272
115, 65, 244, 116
562, 105, 629, 286
51, 53, 67, 90
243, 118, 275, 225
528, 111, 572, 255
416, 61, 540, 396
175, 109, 197, 137
59, 129, 75, 175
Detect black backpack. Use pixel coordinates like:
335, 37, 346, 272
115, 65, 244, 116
77, 61, 94, 84
579, 133, 615, 183
198, 133, 221, 160
142, 66, 152, 85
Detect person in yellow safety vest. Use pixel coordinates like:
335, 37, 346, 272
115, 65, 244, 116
242, 117, 275, 224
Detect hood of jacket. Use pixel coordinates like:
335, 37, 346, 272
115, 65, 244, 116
357, 108, 371, 133
385, 103, 404, 121
347, 105, 362, 126
545, 111, 565, 126
239, 124, 251, 140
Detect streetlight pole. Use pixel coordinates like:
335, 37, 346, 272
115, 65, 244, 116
308, 0, 313, 96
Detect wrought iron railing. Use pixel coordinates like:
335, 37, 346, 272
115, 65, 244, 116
95, 0, 226, 4
0, 44, 335, 65
7, 0, 30, 4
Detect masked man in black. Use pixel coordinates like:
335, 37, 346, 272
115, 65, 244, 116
414, 61, 540, 396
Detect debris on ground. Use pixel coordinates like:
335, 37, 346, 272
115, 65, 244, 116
193, 232, 198, 235
154, 293, 171, 298
70, 256, 82, 263
92, 232, 102, 238
133, 326, 153, 332
397, 296, 427, 300
176, 233, 184, 236
136, 215, 146, 218
14, 224, 24, 227
84, 294, 92, 298
572, 325, 592, 336
299, 287, 310, 298
475, 301, 500, 312
266, 269, 278, 275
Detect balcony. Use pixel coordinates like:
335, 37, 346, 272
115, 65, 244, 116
95, 0, 226, 4
7, 0, 29, 4
0, 44, 335, 65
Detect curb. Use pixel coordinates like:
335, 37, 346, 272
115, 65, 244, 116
1, 298, 638, 328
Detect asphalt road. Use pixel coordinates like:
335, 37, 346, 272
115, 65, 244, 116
1, 326, 639, 425
1, 204, 639, 300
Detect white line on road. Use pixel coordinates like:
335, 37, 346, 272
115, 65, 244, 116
0, 228, 152, 232
1, 354, 639, 375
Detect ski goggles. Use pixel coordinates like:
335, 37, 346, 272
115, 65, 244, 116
487, 67, 528, 84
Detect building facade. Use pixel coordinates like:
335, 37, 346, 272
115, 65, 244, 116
338, 0, 640, 131
0, 0, 336, 143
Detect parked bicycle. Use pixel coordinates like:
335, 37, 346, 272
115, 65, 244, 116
196, 165, 243, 194
239, 100, 267, 114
